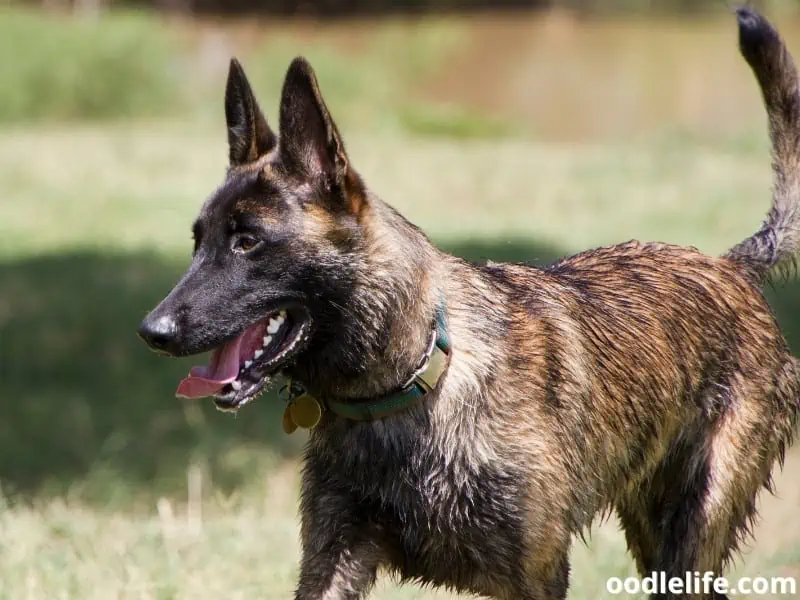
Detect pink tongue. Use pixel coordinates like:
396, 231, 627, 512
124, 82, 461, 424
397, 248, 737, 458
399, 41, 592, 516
175, 335, 244, 399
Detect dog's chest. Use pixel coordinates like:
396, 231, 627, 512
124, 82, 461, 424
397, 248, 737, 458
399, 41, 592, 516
308, 421, 526, 588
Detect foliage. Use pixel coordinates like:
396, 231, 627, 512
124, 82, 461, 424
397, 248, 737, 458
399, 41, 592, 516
0, 9, 181, 122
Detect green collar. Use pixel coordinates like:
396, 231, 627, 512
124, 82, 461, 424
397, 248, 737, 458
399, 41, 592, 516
280, 302, 450, 428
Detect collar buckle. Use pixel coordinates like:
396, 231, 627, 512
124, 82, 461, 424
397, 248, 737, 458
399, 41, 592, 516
281, 298, 450, 429
400, 327, 437, 390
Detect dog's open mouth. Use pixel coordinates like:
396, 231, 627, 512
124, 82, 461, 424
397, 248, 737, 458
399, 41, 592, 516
175, 307, 311, 411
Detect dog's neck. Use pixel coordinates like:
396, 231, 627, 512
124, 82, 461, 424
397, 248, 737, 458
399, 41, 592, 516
287, 194, 443, 401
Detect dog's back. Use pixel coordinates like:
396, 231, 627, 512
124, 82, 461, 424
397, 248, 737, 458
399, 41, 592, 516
477, 238, 797, 580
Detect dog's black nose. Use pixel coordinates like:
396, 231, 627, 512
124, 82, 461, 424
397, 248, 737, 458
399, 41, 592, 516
138, 313, 180, 355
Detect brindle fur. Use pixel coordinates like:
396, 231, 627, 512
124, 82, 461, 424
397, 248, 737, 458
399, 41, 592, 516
139, 7, 800, 599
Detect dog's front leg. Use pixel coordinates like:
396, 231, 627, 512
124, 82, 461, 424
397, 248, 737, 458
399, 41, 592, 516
295, 488, 388, 600
294, 536, 386, 600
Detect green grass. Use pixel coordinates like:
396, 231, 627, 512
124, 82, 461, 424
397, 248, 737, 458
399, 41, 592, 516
1, 121, 799, 597
237, 18, 468, 135
0, 7, 478, 137
4, 8, 800, 598
0, 9, 181, 122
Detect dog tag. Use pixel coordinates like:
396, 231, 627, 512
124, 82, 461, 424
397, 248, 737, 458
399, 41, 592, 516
289, 394, 323, 429
282, 404, 298, 434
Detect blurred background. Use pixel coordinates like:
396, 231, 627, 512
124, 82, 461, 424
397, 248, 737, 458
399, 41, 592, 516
1, 0, 800, 598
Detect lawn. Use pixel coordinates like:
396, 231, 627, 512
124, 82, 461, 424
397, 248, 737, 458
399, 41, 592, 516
2, 5, 800, 599
1, 121, 799, 599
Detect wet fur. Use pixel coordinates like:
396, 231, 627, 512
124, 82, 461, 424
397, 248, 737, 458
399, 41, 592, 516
140, 7, 800, 600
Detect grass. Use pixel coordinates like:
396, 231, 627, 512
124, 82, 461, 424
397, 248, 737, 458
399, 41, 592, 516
0, 7, 492, 137
3, 6, 800, 597
237, 17, 476, 136
0, 9, 181, 122
2, 121, 800, 598
14, 5, 800, 142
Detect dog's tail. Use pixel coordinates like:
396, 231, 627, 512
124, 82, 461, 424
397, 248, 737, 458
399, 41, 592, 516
726, 7, 800, 282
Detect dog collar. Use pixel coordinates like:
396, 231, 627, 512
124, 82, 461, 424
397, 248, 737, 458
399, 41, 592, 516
279, 302, 450, 432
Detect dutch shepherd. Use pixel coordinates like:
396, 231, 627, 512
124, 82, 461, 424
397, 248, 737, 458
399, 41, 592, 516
138, 7, 800, 599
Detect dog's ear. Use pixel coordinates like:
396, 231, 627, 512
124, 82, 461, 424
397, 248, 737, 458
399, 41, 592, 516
225, 58, 277, 166
278, 57, 350, 189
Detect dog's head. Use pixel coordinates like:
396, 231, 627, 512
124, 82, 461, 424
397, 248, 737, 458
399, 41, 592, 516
138, 57, 370, 411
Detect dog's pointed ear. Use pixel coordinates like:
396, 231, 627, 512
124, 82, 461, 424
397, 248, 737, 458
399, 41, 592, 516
225, 58, 277, 166
278, 57, 350, 188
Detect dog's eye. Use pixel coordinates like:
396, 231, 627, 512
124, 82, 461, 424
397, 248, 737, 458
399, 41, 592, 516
233, 235, 260, 254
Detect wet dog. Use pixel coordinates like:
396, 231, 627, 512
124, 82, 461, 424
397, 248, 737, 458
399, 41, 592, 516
139, 8, 800, 598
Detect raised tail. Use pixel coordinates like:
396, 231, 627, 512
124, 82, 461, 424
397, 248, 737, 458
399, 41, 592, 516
726, 6, 800, 282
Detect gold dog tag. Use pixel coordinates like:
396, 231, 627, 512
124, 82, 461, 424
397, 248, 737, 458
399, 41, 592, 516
282, 405, 298, 434
289, 394, 322, 429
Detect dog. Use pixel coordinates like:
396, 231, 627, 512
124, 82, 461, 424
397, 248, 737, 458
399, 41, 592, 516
138, 7, 800, 599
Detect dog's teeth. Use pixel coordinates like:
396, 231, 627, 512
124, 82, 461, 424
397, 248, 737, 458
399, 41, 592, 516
267, 319, 280, 334
254, 349, 263, 359
231, 380, 242, 391
279, 310, 287, 319
263, 335, 272, 346
244, 360, 252, 368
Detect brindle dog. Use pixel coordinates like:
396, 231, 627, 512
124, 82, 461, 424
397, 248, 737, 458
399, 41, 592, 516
138, 7, 800, 599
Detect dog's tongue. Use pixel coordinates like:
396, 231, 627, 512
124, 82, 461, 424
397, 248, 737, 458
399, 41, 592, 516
175, 336, 244, 399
